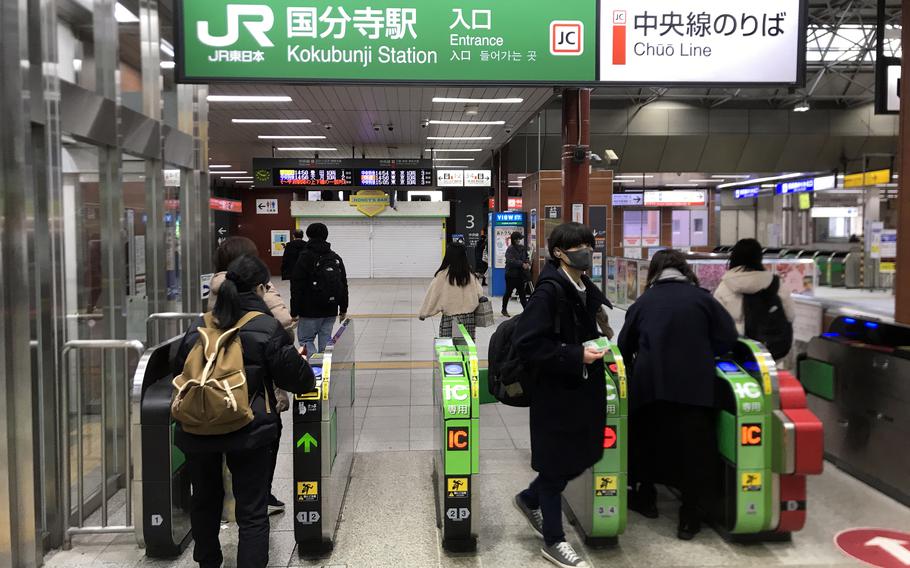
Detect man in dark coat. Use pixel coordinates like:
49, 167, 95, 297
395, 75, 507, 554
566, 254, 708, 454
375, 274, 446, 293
502, 231, 530, 316
617, 249, 738, 540
512, 222, 610, 568
280, 230, 306, 281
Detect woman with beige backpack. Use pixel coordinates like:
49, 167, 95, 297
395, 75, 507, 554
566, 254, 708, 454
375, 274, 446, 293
171, 254, 314, 568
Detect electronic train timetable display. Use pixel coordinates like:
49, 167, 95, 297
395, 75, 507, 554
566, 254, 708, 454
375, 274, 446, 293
358, 168, 434, 187
277, 168, 354, 186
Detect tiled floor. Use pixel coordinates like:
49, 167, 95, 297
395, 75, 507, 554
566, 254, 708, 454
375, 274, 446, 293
43, 279, 908, 568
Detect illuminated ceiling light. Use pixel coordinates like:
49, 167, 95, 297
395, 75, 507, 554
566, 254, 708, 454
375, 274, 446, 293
209, 165, 234, 169
718, 172, 807, 189
689, 179, 721, 183
160, 61, 176, 69
425, 148, 484, 153
115, 3, 140, 23
432, 97, 524, 104
258, 135, 327, 140
160, 39, 175, 57
207, 95, 293, 103
432, 158, 475, 162
437, 165, 469, 168
666, 183, 700, 187
429, 120, 505, 125
210, 170, 248, 175
219, 176, 254, 180
276, 147, 338, 151
427, 136, 492, 141
232, 118, 311, 124
794, 100, 810, 112
713, 174, 751, 179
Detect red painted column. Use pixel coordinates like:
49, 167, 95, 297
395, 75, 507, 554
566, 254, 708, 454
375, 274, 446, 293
562, 88, 592, 223
898, 3, 910, 324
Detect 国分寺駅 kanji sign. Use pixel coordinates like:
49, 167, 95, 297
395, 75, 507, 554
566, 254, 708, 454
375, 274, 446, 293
176, 0, 807, 86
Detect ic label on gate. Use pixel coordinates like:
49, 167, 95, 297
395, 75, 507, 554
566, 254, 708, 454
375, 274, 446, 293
733, 382, 762, 400
741, 423, 763, 446
444, 384, 469, 401
296, 481, 319, 502
447, 427, 469, 451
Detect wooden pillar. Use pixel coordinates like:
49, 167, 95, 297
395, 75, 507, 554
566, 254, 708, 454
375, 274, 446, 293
897, 2, 910, 324
561, 88, 592, 223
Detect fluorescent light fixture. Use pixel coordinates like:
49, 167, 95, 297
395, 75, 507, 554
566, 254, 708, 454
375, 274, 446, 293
235, 180, 254, 184
718, 172, 806, 190
427, 136, 492, 141
432, 158, 475, 162
425, 148, 484, 153
432, 97, 524, 104
161, 40, 175, 57
438, 165, 469, 168
258, 135, 327, 140
207, 95, 292, 103
688, 179, 720, 183
209, 165, 234, 169
160, 61, 176, 69
428, 120, 506, 125
713, 174, 751, 179
276, 147, 338, 151
615, 175, 654, 179
794, 101, 810, 112
73, 59, 83, 72
220, 176, 253, 180
761, 184, 776, 188
210, 170, 248, 175
666, 183, 700, 187
232, 118, 311, 124
115, 3, 139, 23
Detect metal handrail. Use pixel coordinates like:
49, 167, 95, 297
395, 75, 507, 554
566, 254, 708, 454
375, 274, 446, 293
146, 312, 203, 346
61, 339, 145, 549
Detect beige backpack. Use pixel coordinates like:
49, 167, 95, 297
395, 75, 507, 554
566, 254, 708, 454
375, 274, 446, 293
172, 312, 269, 435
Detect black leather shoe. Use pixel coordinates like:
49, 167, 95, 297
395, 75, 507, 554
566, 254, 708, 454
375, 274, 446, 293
628, 486, 659, 519
677, 509, 701, 540
501, 310, 510, 317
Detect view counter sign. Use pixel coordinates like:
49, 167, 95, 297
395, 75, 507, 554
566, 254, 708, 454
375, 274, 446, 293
178, 0, 597, 82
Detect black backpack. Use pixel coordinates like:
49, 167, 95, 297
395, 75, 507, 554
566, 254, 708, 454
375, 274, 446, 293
488, 283, 564, 407
308, 252, 345, 307
742, 276, 793, 360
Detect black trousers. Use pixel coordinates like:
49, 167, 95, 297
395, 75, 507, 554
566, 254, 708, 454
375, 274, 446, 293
519, 471, 583, 546
629, 401, 717, 521
187, 444, 272, 568
502, 275, 528, 311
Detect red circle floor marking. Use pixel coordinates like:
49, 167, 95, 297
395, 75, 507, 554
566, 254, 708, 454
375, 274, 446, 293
835, 528, 910, 568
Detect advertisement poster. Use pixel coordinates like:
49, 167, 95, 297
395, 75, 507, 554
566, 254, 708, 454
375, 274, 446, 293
592, 252, 603, 283
271, 230, 291, 256
637, 261, 649, 297
529, 209, 538, 266
694, 263, 728, 293
606, 258, 618, 304
616, 259, 627, 305
880, 229, 897, 258
494, 226, 514, 269
625, 259, 640, 303
770, 261, 815, 295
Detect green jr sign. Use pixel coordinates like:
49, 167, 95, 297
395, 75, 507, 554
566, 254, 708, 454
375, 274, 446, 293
177, 0, 597, 83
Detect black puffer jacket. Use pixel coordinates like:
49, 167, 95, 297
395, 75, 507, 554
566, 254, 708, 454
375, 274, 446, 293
281, 239, 307, 281
290, 240, 350, 318
172, 293, 315, 453
505, 244, 529, 278
514, 262, 611, 476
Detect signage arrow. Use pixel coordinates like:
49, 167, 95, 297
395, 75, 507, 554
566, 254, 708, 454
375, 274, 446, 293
296, 433, 318, 453
865, 537, 910, 565
258, 202, 266, 210
217, 227, 227, 235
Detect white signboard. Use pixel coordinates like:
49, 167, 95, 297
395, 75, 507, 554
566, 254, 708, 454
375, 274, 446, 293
880, 229, 897, 258
612, 193, 644, 207
572, 203, 585, 223
810, 207, 859, 218
644, 190, 707, 207
793, 300, 824, 344
599, 0, 803, 85
271, 230, 290, 257
887, 64, 902, 113
200, 273, 214, 300
256, 199, 279, 215
464, 170, 492, 187
164, 169, 181, 187
437, 170, 465, 187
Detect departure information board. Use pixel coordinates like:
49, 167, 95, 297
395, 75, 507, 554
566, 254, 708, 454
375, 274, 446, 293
359, 169, 434, 187
277, 169, 353, 186
274, 168, 433, 187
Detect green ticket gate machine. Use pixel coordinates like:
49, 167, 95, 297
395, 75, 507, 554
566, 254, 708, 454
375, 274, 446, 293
293, 320, 357, 558
433, 324, 480, 552
563, 338, 629, 546
131, 337, 192, 558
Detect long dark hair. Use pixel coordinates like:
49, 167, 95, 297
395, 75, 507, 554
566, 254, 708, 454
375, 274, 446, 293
646, 249, 699, 288
212, 255, 270, 328
214, 236, 258, 272
729, 238, 765, 272
436, 243, 472, 287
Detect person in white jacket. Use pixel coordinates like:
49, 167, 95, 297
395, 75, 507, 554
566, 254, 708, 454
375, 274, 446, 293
713, 239, 796, 335
419, 243, 484, 338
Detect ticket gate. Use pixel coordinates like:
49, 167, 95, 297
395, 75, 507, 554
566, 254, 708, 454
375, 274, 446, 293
563, 338, 628, 547
432, 324, 481, 552
131, 337, 192, 558
293, 320, 357, 558
814, 252, 834, 286
711, 339, 823, 540
827, 252, 850, 287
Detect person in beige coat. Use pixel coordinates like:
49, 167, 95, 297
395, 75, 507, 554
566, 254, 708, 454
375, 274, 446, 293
713, 239, 796, 335
419, 243, 484, 338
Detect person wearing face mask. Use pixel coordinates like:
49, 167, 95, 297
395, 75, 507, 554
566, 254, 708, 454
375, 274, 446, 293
511, 222, 613, 568
502, 231, 530, 317
172, 254, 315, 568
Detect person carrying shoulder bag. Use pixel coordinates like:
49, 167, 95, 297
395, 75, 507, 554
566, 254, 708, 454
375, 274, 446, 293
171, 255, 315, 568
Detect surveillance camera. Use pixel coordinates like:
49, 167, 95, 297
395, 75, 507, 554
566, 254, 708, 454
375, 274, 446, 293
421, 119, 430, 129
323, 122, 333, 131
590, 153, 603, 162
387, 124, 394, 132
505, 127, 513, 134
373, 123, 381, 132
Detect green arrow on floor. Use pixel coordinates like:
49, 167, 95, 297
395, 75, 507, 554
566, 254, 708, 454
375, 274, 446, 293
296, 433, 318, 452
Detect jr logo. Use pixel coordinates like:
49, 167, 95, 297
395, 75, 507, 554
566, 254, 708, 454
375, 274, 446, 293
198, 4, 275, 48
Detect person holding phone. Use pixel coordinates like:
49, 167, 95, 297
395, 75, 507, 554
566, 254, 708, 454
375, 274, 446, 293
512, 222, 612, 568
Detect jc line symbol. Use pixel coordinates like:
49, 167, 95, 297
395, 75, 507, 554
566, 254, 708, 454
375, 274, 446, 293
835, 528, 910, 567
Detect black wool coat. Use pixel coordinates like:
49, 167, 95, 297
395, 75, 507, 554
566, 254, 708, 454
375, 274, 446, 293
172, 293, 315, 454
617, 279, 738, 411
514, 262, 612, 476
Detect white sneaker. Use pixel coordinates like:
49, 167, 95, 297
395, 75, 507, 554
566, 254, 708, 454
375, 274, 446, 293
541, 541, 590, 568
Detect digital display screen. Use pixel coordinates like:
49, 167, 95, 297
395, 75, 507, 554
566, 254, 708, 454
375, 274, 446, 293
444, 363, 465, 376
716, 361, 741, 374
358, 169, 433, 187
311, 366, 323, 379
277, 169, 353, 186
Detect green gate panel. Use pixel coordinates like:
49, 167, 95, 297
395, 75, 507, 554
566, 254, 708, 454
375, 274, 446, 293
799, 359, 835, 401
717, 411, 736, 464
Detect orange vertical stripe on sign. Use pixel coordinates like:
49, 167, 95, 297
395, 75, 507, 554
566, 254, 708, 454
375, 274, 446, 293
613, 26, 626, 65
